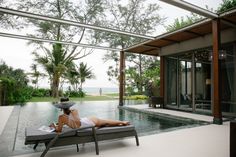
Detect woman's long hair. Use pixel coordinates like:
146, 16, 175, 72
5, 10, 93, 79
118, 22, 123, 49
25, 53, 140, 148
61, 97, 71, 115
63, 108, 71, 115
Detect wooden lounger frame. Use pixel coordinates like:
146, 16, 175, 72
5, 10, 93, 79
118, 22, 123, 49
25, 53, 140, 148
25, 125, 139, 157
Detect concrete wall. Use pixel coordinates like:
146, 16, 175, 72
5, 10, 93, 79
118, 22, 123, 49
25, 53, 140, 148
159, 28, 236, 56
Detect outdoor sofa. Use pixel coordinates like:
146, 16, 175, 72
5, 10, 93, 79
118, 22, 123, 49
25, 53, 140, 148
149, 96, 163, 108
25, 125, 139, 157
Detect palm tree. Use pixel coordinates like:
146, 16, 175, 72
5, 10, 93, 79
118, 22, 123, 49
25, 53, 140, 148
78, 62, 95, 91
33, 43, 75, 97
65, 68, 80, 91
27, 64, 46, 89
21, 0, 104, 98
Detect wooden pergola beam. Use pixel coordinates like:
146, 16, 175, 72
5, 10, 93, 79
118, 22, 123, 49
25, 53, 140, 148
143, 44, 161, 49
184, 30, 203, 37
221, 19, 236, 28
161, 38, 179, 43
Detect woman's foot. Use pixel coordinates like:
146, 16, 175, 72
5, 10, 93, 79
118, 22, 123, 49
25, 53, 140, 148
122, 121, 130, 126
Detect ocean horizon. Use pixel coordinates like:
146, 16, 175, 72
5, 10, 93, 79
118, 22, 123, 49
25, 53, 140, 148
83, 87, 118, 95
39, 86, 119, 95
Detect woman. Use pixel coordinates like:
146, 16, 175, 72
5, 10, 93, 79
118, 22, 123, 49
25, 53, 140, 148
50, 98, 129, 133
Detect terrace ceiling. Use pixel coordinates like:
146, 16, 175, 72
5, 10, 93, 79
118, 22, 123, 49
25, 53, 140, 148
124, 2, 236, 56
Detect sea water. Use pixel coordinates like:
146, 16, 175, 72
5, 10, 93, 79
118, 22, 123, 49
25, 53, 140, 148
83, 87, 118, 95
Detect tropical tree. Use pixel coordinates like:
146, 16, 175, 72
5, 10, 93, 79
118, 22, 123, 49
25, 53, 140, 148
0, 0, 23, 29
0, 60, 32, 104
102, 0, 164, 48
66, 68, 80, 92
105, 53, 119, 84
101, 0, 165, 93
165, 13, 203, 32
65, 62, 94, 93
217, 0, 236, 13
125, 56, 160, 94
27, 64, 46, 89
143, 60, 160, 87
0, 59, 10, 75
10, 0, 105, 97
78, 62, 95, 91
166, 0, 236, 32
33, 43, 77, 97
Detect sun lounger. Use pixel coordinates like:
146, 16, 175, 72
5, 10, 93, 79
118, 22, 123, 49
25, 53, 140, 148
25, 125, 139, 157
96, 125, 139, 145
25, 126, 98, 157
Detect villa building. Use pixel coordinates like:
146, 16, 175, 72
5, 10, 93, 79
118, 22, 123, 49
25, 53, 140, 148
0, 1, 235, 125
120, 7, 236, 124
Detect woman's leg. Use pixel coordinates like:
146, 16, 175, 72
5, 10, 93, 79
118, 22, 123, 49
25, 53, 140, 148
89, 117, 129, 127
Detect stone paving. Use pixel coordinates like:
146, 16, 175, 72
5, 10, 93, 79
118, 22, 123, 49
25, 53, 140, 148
0, 106, 14, 135
123, 104, 213, 122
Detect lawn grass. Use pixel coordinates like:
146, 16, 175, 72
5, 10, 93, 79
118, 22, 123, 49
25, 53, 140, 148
29, 94, 117, 102
29, 97, 59, 102
70, 95, 117, 101
28, 93, 149, 102
104, 93, 119, 97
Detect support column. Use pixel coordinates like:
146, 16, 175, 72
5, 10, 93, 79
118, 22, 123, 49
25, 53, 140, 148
192, 53, 196, 112
0, 80, 2, 106
212, 19, 222, 124
119, 51, 125, 106
233, 43, 236, 112
160, 56, 165, 108
160, 56, 164, 97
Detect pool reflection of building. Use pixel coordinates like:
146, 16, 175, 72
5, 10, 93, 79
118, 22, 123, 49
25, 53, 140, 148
120, 6, 236, 124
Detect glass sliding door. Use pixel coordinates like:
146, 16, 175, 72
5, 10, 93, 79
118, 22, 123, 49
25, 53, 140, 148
165, 44, 236, 116
220, 43, 236, 116
179, 53, 192, 110
166, 57, 177, 107
166, 51, 212, 112
194, 51, 212, 111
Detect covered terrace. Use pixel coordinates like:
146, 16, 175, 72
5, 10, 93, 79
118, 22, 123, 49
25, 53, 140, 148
121, 1, 236, 125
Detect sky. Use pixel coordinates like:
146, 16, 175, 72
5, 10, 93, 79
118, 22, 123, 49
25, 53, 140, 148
0, 0, 223, 89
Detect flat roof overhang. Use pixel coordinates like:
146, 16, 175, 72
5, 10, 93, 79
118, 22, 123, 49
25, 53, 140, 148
124, 8, 236, 56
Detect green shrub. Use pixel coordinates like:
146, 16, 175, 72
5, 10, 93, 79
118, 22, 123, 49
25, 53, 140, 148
13, 86, 33, 103
0, 62, 32, 105
32, 88, 51, 97
0, 77, 15, 104
125, 95, 148, 100
0, 77, 33, 104
65, 90, 86, 98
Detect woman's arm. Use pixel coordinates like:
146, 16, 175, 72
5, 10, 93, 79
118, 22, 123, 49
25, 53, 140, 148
49, 115, 64, 133
55, 115, 64, 132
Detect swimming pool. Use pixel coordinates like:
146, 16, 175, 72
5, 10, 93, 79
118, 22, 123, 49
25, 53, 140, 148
11, 100, 203, 154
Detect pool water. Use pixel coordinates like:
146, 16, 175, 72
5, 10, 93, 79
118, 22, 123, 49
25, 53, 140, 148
13, 100, 201, 153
